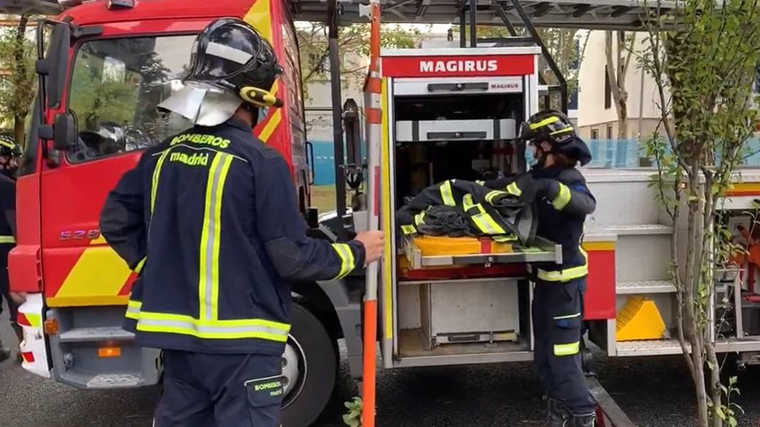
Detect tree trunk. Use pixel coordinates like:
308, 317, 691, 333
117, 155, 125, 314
13, 117, 25, 146
605, 31, 630, 140
12, 15, 29, 144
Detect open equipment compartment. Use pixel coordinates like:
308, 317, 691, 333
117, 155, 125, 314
381, 48, 563, 365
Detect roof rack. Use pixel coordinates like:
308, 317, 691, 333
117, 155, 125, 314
290, 0, 675, 30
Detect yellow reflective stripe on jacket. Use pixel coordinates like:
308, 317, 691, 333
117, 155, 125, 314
199, 152, 235, 322
506, 182, 522, 197
485, 190, 508, 205
529, 115, 559, 130
0, 235, 15, 244
133, 310, 290, 342
462, 194, 475, 211
463, 194, 507, 235
552, 183, 572, 210
537, 242, 589, 282
472, 211, 507, 235
125, 300, 142, 320
332, 243, 355, 280
537, 264, 588, 282
439, 180, 456, 206
415, 211, 426, 226
554, 341, 580, 356
401, 225, 416, 235
151, 149, 172, 213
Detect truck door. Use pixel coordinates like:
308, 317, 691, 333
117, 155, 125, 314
41, 35, 196, 307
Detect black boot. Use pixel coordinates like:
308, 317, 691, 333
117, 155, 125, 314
548, 398, 569, 427
572, 412, 596, 427
13, 322, 23, 362
0, 340, 10, 363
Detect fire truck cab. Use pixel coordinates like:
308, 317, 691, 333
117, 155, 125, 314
11, 1, 343, 425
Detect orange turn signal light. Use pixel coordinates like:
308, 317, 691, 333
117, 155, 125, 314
44, 318, 59, 335
98, 347, 122, 358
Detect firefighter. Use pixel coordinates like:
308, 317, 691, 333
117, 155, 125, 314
518, 110, 597, 427
0, 134, 21, 363
99, 18, 383, 427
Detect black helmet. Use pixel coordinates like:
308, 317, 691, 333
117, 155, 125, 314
519, 110, 592, 166
185, 18, 282, 102
0, 134, 22, 158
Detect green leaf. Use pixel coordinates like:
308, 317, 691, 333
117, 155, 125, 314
715, 406, 726, 420
728, 417, 738, 427
729, 376, 738, 386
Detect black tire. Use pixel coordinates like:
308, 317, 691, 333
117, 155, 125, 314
281, 303, 338, 427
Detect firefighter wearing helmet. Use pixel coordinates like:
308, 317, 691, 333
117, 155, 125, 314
99, 18, 383, 427
521, 110, 597, 427
0, 134, 21, 363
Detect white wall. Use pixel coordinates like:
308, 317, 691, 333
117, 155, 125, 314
577, 31, 664, 138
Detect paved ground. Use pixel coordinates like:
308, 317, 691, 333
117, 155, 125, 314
1, 308, 759, 427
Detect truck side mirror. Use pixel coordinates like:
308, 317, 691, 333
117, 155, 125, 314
53, 113, 77, 151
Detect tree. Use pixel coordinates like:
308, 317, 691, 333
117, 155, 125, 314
0, 15, 37, 144
605, 31, 636, 139
456, 26, 590, 98
641, 0, 760, 425
296, 23, 423, 92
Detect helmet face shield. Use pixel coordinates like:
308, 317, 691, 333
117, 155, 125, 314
518, 122, 534, 142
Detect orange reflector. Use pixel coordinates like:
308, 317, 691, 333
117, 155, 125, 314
44, 318, 59, 335
21, 352, 35, 363
98, 347, 121, 358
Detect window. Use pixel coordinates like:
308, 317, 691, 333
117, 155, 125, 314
606, 125, 613, 140
604, 65, 611, 110
67, 36, 196, 163
591, 128, 599, 140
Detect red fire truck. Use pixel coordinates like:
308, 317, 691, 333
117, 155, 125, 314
11, 1, 760, 427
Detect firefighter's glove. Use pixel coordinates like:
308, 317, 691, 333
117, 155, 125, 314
418, 206, 472, 237
533, 178, 560, 200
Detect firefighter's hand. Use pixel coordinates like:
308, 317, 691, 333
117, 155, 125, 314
354, 231, 384, 266
533, 178, 558, 198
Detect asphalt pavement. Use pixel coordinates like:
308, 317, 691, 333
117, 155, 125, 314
1, 307, 759, 427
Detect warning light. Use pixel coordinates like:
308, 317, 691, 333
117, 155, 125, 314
44, 318, 59, 335
98, 347, 122, 358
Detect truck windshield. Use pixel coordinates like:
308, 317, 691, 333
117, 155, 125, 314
67, 35, 196, 163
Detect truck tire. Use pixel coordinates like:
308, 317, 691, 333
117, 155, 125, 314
281, 303, 338, 427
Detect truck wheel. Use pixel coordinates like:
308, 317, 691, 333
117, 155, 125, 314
281, 303, 338, 427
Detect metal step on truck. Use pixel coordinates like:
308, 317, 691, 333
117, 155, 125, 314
8, 0, 760, 426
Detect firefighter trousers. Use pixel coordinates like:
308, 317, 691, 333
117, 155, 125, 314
0, 246, 20, 340
532, 278, 596, 414
154, 350, 283, 427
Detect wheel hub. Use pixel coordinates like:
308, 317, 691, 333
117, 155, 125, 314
281, 336, 305, 399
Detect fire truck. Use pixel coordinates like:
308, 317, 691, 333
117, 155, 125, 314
9, 0, 760, 426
